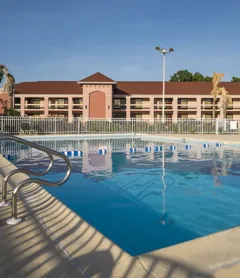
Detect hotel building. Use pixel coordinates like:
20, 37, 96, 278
7, 72, 240, 120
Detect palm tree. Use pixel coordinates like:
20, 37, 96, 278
0, 64, 15, 109
0, 98, 8, 114
210, 72, 224, 118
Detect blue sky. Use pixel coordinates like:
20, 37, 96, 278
1, 0, 239, 82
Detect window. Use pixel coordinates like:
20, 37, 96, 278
135, 99, 142, 109
204, 114, 212, 119
14, 98, 20, 104
135, 114, 142, 119
165, 98, 172, 104
180, 114, 188, 119
73, 98, 81, 104
227, 114, 233, 120
113, 112, 126, 118
114, 99, 121, 105
57, 99, 68, 109
113, 99, 126, 108
113, 99, 121, 108
178, 99, 188, 105
205, 98, 213, 105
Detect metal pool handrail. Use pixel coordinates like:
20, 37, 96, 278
0, 154, 54, 207
0, 133, 72, 225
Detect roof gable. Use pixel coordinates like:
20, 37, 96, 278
79, 72, 115, 83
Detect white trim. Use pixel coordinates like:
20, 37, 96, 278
77, 81, 117, 84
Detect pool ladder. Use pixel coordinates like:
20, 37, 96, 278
0, 133, 72, 225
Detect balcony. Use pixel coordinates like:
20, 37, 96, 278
178, 105, 197, 110
72, 104, 83, 110
14, 104, 21, 110
154, 105, 173, 110
201, 105, 219, 110
227, 105, 240, 110
130, 105, 150, 110
24, 104, 44, 110
49, 105, 68, 110
113, 104, 126, 110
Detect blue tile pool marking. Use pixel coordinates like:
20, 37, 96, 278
9, 138, 240, 256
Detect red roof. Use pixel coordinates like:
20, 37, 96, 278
14, 72, 240, 96
115, 81, 240, 95
79, 72, 115, 83
15, 81, 82, 95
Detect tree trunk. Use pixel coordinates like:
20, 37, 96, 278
212, 98, 216, 118
9, 95, 13, 109
223, 107, 227, 119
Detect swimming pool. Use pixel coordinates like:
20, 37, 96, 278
4, 137, 240, 256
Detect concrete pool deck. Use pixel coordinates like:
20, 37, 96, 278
141, 134, 240, 144
1, 137, 240, 277
18, 133, 240, 145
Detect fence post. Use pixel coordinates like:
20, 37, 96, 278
131, 118, 134, 134
0, 117, 2, 132
216, 118, 219, 135
77, 118, 80, 134
54, 118, 57, 134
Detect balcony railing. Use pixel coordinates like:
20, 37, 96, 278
72, 104, 83, 110
178, 105, 197, 110
113, 104, 126, 109
24, 105, 44, 110
226, 105, 240, 110
201, 105, 219, 110
130, 105, 150, 110
49, 105, 68, 110
154, 105, 173, 110
14, 104, 21, 110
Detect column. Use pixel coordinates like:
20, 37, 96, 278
150, 97, 154, 121
20, 96, 25, 116
172, 97, 178, 121
83, 89, 89, 121
105, 92, 112, 119
68, 96, 73, 122
196, 97, 201, 119
126, 96, 131, 120
44, 96, 49, 117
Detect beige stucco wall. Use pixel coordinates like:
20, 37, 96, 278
82, 84, 113, 119
14, 92, 240, 120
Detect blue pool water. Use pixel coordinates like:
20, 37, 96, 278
5, 138, 240, 256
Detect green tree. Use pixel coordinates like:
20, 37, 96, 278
169, 70, 212, 82
203, 76, 212, 81
169, 70, 193, 82
231, 76, 240, 82
192, 72, 204, 81
4, 108, 20, 117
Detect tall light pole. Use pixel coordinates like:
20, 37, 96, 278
155, 47, 174, 122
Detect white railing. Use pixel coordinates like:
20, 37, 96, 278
0, 117, 239, 135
